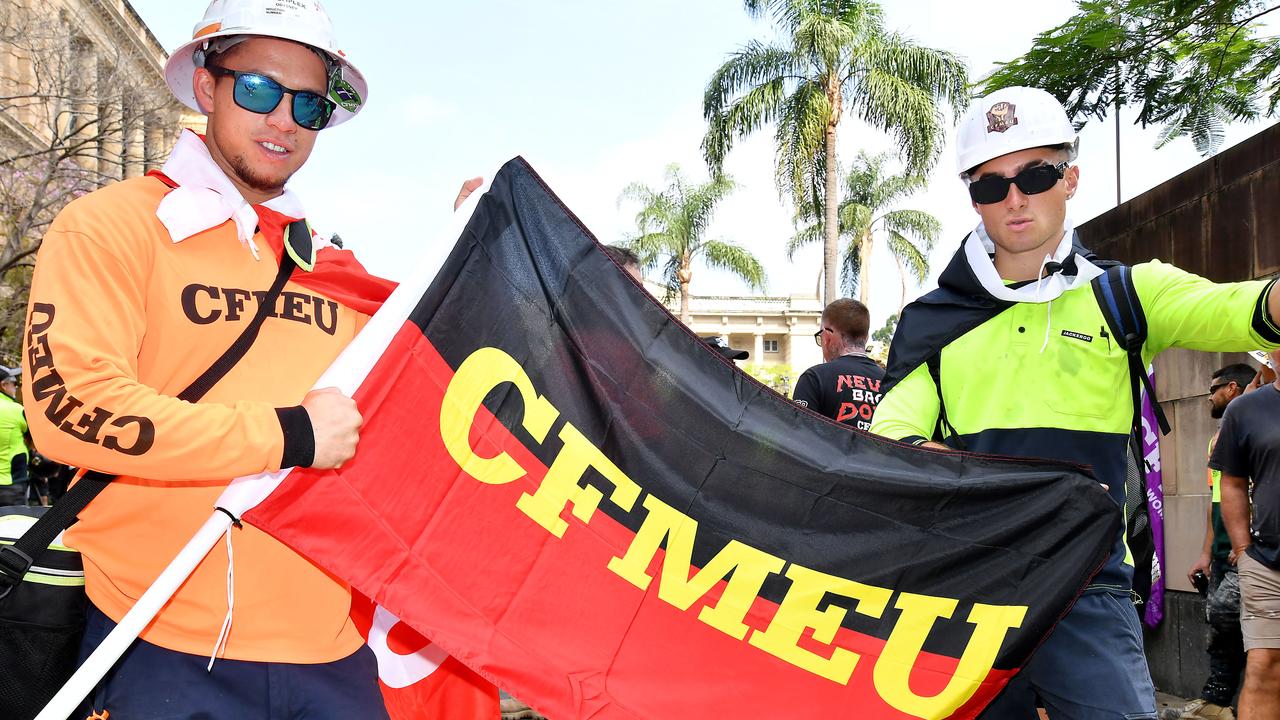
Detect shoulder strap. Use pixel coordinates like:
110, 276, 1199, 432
0, 222, 304, 598
1092, 264, 1170, 437
925, 353, 966, 450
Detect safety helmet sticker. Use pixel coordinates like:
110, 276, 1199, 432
986, 102, 1019, 134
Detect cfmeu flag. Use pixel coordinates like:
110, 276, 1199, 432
350, 591, 498, 718
244, 158, 1120, 719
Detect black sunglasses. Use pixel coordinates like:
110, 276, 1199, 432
207, 66, 335, 131
968, 161, 1069, 205
1209, 381, 1232, 394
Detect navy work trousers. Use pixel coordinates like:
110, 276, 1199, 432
78, 604, 389, 720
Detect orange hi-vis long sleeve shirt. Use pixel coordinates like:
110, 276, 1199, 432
24, 174, 379, 663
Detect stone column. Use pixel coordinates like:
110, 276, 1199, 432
123, 105, 145, 179
789, 316, 820, 377
97, 93, 123, 180
144, 121, 166, 173
70, 39, 98, 172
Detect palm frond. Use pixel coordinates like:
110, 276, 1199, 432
795, 14, 857, 69
685, 173, 738, 244
840, 240, 862, 297
885, 229, 930, 284
659, 257, 681, 305
859, 34, 970, 119
703, 239, 767, 291
787, 222, 823, 258
882, 208, 941, 249
837, 202, 873, 237
703, 42, 800, 169
619, 164, 762, 294
773, 80, 829, 210
850, 68, 945, 171
870, 169, 928, 208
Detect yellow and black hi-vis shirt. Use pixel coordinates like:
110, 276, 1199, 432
871, 229, 1280, 592
0, 393, 27, 486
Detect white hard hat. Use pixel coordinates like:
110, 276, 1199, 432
955, 86, 1077, 177
164, 0, 367, 128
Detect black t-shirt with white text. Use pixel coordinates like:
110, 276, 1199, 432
792, 354, 885, 431
1210, 383, 1280, 570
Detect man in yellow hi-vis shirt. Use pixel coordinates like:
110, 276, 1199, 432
0, 367, 27, 507
871, 86, 1280, 719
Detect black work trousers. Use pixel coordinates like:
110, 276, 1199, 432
1201, 561, 1245, 706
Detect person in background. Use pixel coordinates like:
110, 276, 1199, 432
1183, 362, 1259, 720
0, 367, 28, 507
603, 244, 643, 283
793, 298, 883, 431
1214, 348, 1280, 720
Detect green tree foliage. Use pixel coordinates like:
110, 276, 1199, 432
983, 0, 1280, 155
619, 164, 765, 324
787, 152, 939, 308
871, 312, 897, 345
743, 362, 795, 396
703, 0, 967, 305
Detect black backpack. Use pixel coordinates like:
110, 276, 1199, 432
1092, 264, 1169, 611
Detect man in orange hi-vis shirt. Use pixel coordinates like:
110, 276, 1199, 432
22, 1, 401, 716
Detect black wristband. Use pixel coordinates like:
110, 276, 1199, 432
276, 405, 315, 469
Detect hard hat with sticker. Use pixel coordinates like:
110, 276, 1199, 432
954, 87, 1077, 178
165, 0, 369, 128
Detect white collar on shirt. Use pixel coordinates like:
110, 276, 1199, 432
154, 130, 306, 261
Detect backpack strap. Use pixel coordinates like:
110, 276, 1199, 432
1092, 264, 1170, 437
926, 353, 966, 450
0, 221, 305, 599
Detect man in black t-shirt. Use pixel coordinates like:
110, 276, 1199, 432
1213, 348, 1280, 719
792, 299, 884, 431
1184, 362, 1256, 719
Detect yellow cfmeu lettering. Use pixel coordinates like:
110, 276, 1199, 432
873, 593, 1027, 719
607, 493, 785, 640
747, 564, 892, 684
516, 423, 641, 537
440, 347, 560, 485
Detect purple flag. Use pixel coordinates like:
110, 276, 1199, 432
1140, 367, 1165, 627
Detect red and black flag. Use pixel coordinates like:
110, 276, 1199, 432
244, 158, 1120, 719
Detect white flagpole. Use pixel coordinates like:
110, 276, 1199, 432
36, 182, 488, 720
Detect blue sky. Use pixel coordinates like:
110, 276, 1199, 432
131, 1, 1278, 330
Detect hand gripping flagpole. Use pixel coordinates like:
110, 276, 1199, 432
36, 183, 489, 720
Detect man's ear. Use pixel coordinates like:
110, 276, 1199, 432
193, 67, 216, 115
1064, 165, 1080, 200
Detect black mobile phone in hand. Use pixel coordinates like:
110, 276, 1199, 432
1192, 569, 1209, 595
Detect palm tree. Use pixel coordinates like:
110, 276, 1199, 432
619, 164, 765, 324
787, 152, 939, 309
703, 0, 967, 305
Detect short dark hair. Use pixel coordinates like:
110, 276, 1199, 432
1213, 363, 1256, 390
603, 244, 639, 268
822, 298, 870, 346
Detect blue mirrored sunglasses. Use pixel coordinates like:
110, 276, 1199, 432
208, 66, 334, 131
